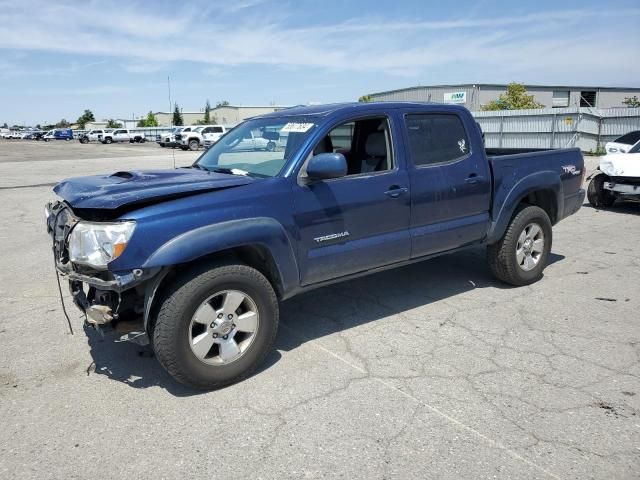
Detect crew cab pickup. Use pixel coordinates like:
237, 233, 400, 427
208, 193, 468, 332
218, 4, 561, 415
45, 102, 585, 390
101, 129, 146, 144
78, 129, 111, 144
159, 126, 196, 148
177, 125, 229, 150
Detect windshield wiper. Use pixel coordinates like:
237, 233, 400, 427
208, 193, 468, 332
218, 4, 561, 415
209, 167, 251, 176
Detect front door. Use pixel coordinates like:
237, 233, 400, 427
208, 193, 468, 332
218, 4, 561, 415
293, 115, 411, 285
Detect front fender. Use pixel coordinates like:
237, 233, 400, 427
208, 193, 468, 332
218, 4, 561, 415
141, 217, 299, 295
487, 171, 562, 244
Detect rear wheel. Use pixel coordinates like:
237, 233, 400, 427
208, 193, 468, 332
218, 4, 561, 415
487, 205, 552, 286
153, 264, 279, 390
587, 174, 615, 208
266, 141, 276, 152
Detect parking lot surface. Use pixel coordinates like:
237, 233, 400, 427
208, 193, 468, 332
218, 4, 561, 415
0, 141, 638, 479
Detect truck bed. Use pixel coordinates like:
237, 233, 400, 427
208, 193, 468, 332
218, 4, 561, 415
485, 147, 585, 240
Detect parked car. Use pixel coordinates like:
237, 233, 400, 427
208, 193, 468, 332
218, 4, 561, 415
101, 129, 146, 144
159, 126, 197, 148
587, 140, 640, 207
202, 125, 228, 148
78, 129, 111, 144
31, 131, 47, 141
46, 102, 585, 389
605, 130, 640, 154
226, 128, 276, 151
177, 125, 228, 151
43, 129, 73, 141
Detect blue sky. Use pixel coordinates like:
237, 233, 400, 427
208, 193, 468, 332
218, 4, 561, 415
1, 0, 639, 126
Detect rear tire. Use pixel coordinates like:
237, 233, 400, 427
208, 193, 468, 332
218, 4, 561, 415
487, 205, 552, 286
587, 174, 615, 208
153, 264, 279, 390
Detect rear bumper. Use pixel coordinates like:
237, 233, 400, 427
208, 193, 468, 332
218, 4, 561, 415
562, 188, 585, 219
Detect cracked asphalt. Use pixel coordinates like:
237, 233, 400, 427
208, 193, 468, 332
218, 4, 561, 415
0, 141, 639, 479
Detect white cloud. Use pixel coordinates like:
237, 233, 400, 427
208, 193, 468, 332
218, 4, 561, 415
0, 0, 638, 82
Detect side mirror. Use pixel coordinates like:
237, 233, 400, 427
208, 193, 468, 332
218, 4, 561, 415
306, 153, 347, 180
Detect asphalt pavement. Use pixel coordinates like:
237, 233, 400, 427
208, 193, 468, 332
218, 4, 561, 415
0, 140, 638, 479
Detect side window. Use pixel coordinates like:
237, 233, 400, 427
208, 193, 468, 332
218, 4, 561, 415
312, 117, 393, 176
201, 127, 212, 134
405, 114, 469, 166
213, 126, 224, 133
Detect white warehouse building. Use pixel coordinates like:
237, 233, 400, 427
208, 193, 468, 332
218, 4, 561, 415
154, 105, 291, 127
368, 84, 640, 111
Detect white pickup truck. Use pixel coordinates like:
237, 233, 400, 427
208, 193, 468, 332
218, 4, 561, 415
176, 125, 227, 151
101, 129, 146, 144
158, 126, 197, 148
79, 129, 112, 143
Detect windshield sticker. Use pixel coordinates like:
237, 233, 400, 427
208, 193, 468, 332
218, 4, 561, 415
458, 139, 467, 153
281, 122, 314, 133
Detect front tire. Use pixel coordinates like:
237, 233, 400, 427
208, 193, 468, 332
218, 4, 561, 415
587, 174, 615, 208
487, 205, 552, 286
104, 137, 113, 144
188, 139, 199, 151
153, 264, 279, 390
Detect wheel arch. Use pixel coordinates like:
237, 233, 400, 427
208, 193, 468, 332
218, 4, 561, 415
488, 172, 562, 244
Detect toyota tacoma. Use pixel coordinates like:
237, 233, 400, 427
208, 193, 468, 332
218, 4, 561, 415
45, 102, 585, 389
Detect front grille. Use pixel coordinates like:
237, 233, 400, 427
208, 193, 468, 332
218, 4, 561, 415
175, 134, 182, 141
610, 176, 640, 186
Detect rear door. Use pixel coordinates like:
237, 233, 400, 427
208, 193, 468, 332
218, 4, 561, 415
403, 111, 491, 257
293, 114, 411, 285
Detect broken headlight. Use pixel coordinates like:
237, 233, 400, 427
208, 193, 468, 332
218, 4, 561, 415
69, 221, 136, 269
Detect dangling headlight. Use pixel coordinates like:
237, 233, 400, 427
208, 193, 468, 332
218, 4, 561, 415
69, 221, 136, 269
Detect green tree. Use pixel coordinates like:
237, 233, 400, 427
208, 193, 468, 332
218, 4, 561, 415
1, 122, 7, 129
137, 111, 158, 127
481, 83, 545, 111
215, 100, 230, 108
622, 96, 640, 108
358, 94, 373, 103
172, 103, 183, 126
76, 109, 95, 128
203, 99, 211, 124
56, 118, 70, 128
106, 119, 122, 128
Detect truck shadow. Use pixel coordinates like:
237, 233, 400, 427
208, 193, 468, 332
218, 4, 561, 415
84, 246, 565, 395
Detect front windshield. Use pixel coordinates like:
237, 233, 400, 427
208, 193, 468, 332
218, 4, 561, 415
196, 116, 318, 178
628, 140, 640, 154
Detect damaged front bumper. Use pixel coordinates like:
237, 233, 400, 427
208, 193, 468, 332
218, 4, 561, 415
46, 201, 166, 344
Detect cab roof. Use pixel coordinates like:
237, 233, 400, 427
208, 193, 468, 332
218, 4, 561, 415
258, 101, 447, 119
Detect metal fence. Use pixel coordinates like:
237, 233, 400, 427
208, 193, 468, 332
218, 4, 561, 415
472, 107, 640, 152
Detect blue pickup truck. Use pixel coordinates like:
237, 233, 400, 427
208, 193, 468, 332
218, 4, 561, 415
46, 102, 585, 389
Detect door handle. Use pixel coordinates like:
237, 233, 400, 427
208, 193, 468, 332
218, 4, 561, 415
465, 174, 484, 184
384, 186, 408, 198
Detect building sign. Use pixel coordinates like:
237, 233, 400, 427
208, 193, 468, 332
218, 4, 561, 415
443, 91, 466, 104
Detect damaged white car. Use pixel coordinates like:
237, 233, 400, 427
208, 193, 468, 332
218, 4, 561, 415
587, 142, 640, 207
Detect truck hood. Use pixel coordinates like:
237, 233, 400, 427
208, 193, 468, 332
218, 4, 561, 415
600, 153, 640, 178
54, 168, 254, 209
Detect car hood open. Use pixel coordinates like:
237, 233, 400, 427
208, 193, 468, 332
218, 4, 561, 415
54, 168, 254, 210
